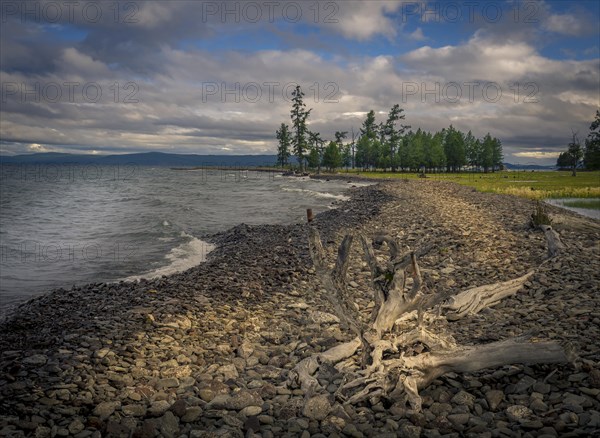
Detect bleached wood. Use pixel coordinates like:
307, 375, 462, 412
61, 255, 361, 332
308, 228, 363, 338
289, 230, 572, 412
443, 271, 534, 321
398, 338, 570, 410
288, 338, 361, 392
539, 224, 566, 258
393, 327, 457, 352
402, 338, 570, 388
360, 235, 424, 335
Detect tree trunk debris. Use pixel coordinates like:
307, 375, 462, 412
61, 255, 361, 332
289, 227, 574, 411
539, 224, 566, 258
442, 271, 534, 321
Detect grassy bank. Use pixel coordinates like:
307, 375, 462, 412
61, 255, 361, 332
333, 170, 600, 200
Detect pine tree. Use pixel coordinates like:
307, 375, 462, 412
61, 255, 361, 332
334, 131, 350, 169
481, 133, 494, 173
556, 152, 571, 169
408, 128, 425, 171
472, 139, 482, 171
360, 110, 378, 140
584, 110, 600, 170
567, 131, 583, 176
290, 86, 311, 171
355, 135, 370, 170
308, 131, 324, 173
356, 110, 379, 170
430, 131, 446, 171
322, 141, 342, 171
444, 125, 466, 172
398, 130, 413, 171
491, 137, 503, 171
464, 130, 478, 170
275, 123, 291, 168
334, 131, 348, 146
382, 104, 408, 172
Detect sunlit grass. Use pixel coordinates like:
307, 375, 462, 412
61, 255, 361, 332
489, 186, 600, 200
339, 170, 600, 200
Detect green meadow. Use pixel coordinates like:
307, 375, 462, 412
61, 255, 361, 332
340, 170, 600, 200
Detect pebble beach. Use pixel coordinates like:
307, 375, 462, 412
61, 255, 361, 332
1, 179, 600, 438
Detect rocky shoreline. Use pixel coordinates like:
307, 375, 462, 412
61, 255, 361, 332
1, 180, 600, 438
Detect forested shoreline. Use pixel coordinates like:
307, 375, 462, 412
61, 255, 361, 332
276, 85, 503, 173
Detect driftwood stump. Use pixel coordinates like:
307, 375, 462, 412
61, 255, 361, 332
289, 227, 574, 411
539, 225, 566, 258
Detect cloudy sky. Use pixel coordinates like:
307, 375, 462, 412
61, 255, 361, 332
1, 0, 598, 164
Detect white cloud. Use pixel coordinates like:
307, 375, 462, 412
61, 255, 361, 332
327, 1, 403, 40
513, 151, 562, 159
401, 33, 557, 81
556, 91, 600, 107
2, 37, 597, 160
133, 2, 179, 29
1, 6, 598, 164
60, 48, 111, 77
544, 14, 585, 36
28, 143, 50, 152
409, 27, 426, 41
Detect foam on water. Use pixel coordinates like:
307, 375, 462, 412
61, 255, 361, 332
281, 187, 350, 201
0, 167, 361, 310
124, 232, 215, 281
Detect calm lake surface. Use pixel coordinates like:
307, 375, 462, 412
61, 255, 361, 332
0, 166, 364, 313
545, 198, 600, 220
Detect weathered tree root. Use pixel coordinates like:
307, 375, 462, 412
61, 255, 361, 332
289, 228, 573, 411
442, 271, 534, 321
289, 338, 361, 394
539, 224, 566, 258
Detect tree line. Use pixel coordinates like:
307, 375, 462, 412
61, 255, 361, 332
276, 85, 503, 173
556, 110, 600, 175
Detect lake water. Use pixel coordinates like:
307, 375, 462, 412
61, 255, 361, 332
545, 198, 600, 220
0, 165, 363, 313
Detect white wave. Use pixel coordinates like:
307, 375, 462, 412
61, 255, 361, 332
283, 175, 311, 181
162, 220, 170, 226
125, 233, 215, 281
281, 187, 350, 201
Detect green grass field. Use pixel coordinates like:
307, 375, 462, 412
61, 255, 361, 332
339, 170, 600, 200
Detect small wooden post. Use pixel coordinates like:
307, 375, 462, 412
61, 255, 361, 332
306, 208, 314, 223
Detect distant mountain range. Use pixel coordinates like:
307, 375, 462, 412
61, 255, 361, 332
0, 152, 279, 167
502, 162, 556, 170
1, 152, 556, 170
